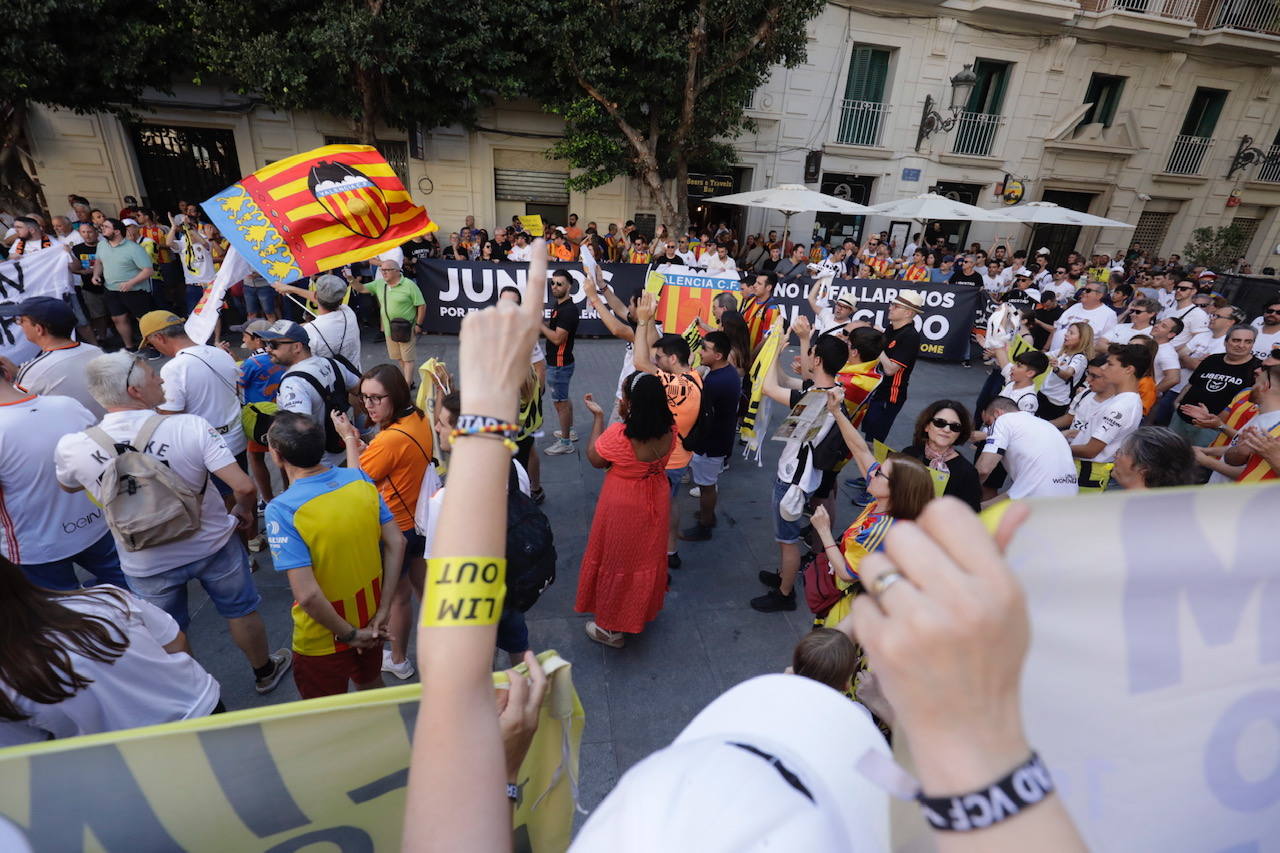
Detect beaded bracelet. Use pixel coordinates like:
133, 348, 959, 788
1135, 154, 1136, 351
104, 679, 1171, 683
450, 423, 520, 453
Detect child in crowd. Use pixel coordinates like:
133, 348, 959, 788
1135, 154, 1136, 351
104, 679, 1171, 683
992, 349, 1050, 415
225, 319, 286, 519
789, 627, 858, 694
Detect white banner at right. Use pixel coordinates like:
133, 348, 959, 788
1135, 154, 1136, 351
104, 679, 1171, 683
893, 483, 1280, 851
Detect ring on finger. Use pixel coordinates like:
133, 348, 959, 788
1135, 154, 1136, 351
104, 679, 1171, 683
870, 569, 907, 598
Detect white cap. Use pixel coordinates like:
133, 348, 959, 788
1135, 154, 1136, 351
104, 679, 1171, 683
1036, 246, 1051, 256
572, 674, 893, 851
1025, 288, 1043, 302
121, 218, 139, 226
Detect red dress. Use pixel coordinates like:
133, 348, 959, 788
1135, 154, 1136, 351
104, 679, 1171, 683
574, 423, 674, 633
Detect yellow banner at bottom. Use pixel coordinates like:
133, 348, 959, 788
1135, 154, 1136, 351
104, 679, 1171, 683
0, 651, 583, 852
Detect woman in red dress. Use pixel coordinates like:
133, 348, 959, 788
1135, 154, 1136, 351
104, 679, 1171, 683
575, 372, 676, 648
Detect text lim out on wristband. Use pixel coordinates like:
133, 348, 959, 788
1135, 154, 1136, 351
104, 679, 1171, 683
423, 558, 507, 626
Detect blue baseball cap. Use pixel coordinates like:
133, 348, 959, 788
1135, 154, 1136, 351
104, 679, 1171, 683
0, 296, 75, 328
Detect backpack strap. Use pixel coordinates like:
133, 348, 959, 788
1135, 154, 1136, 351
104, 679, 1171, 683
85, 426, 122, 456
133, 415, 167, 454
387, 427, 430, 461
283, 367, 334, 402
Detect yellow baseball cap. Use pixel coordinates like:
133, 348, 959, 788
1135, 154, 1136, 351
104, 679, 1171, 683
138, 310, 185, 340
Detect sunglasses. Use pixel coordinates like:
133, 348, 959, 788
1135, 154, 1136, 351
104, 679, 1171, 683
1265, 309, 1280, 315
1213, 313, 1235, 320
125, 357, 142, 389
930, 416, 963, 433
264, 340, 293, 349
1175, 285, 1195, 292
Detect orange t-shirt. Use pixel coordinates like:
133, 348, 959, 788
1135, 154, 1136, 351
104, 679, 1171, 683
656, 369, 703, 469
359, 411, 435, 531
1138, 376, 1156, 414
551, 243, 574, 262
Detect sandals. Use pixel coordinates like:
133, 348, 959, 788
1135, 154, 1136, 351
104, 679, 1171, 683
585, 621, 626, 648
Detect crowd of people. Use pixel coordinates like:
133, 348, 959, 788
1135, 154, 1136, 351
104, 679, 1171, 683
1, 190, 1276, 849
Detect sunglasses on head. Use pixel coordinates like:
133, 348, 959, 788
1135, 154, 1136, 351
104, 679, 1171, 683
930, 416, 963, 433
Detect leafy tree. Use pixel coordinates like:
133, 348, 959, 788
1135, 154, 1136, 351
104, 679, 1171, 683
192, 0, 520, 145
521, 0, 825, 237
1183, 224, 1249, 271
0, 0, 183, 213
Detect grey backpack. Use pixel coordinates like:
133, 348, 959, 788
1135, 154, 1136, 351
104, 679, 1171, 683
85, 416, 206, 552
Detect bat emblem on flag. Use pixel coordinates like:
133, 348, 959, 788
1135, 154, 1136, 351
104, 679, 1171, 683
308, 161, 390, 239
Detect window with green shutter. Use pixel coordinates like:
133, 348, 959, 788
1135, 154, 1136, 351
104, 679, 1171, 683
1080, 74, 1126, 128
843, 47, 889, 104
965, 60, 1011, 116
1180, 88, 1228, 138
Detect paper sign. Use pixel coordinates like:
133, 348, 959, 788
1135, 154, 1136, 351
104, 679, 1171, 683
517, 214, 545, 236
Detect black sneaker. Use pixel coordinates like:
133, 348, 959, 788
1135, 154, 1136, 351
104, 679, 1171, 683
679, 524, 712, 542
750, 588, 796, 612
668, 552, 682, 569
758, 570, 782, 589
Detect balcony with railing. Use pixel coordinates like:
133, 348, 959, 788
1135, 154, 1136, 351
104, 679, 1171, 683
1164, 134, 1215, 175
951, 112, 1004, 157
1077, 0, 1199, 37
1257, 146, 1280, 182
835, 100, 891, 147
1198, 0, 1280, 33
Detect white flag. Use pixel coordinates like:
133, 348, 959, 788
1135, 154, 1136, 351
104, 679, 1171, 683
185, 246, 253, 344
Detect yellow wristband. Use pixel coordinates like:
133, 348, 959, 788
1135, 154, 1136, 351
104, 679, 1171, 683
422, 557, 507, 626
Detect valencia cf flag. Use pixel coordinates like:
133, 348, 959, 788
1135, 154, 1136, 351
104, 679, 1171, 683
202, 145, 436, 282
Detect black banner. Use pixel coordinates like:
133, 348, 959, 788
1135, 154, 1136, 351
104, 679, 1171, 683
413, 260, 980, 361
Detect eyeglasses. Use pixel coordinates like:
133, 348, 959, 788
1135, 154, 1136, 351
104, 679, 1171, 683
870, 462, 890, 482
125, 357, 141, 390
359, 393, 389, 404
930, 416, 963, 433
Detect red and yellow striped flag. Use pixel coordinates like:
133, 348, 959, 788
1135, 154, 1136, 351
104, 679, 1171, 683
203, 145, 436, 282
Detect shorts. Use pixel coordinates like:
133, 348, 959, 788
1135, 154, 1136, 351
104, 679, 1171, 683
104, 288, 154, 319
80, 288, 109, 320
126, 536, 260, 631
813, 468, 838, 500
771, 477, 812, 545
402, 529, 425, 571
292, 645, 383, 699
243, 285, 276, 316
690, 453, 726, 488
386, 334, 418, 363
546, 364, 575, 403
212, 450, 248, 497
665, 465, 689, 497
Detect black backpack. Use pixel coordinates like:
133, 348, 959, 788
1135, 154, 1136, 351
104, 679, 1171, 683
677, 373, 713, 455
283, 358, 349, 454
505, 463, 556, 612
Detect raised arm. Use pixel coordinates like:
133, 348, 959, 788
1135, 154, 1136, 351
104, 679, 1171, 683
583, 265, 635, 343
403, 238, 548, 853
632, 291, 660, 374
824, 388, 875, 478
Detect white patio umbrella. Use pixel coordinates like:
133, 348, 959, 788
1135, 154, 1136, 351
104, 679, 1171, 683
866, 192, 1017, 224
995, 201, 1135, 229
703, 183, 874, 255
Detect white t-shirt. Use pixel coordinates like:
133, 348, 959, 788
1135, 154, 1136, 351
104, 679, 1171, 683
1053, 280, 1077, 306
0, 588, 218, 744
615, 322, 664, 400
422, 463, 530, 558
160, 345, 247, 455
276, 355, 359, 467
1070, 390, 1143, 463
1106, 322, 1154, 345
702, 255, 738, 274
776, 387, 837, 494
982, 411, 1078, 499
173, 234, 215, 285
998, 364, 1039, 414
813, 304, 843, 336
505, 243, 532, 262
1175, 332, 1223, 392
1050, 303, 1117, 351
1252, 326, 1280, 362
15, 342, 106, 419
0, 394, 107, 564
1159, 303, 1209, 348
1041, 351, 1088, 406
1153, 341, 1180, 386
54, 409, 238, 577
302, 306, 363, 374
981, 272, 1005, 296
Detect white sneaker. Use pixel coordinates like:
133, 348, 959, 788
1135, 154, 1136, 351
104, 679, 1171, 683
382, 649, 415, 680
544, 440, 575, 456
554, 428, 579, 441
689, 486, 701, 497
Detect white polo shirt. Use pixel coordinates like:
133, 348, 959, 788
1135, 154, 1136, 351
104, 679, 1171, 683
54, 410, 238, 577
160, 345, 247, 455
1107, 322, 1154, 345
0, 394, 107, 564
982, 411, 1079, 499
1050, 303, 1117, 351
15, 341, 106, 419
1159, 303, 1209, 348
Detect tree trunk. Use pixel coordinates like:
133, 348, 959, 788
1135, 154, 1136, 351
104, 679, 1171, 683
0, 101, 48, 217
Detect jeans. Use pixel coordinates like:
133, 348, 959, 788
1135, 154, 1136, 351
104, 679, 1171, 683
243, 285, 276, 316
185, 284, 207, 316
19, 532, 127, 591
496, 608, 530, 654
1170, 414, 1219, 448
126, 537, 261, 630
1149, 389, 1179, 427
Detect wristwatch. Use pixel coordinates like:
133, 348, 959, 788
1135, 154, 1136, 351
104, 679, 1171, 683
337, 627, 357, 644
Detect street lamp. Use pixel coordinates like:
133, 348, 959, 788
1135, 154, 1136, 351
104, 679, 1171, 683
1227, 135, 1280, 179
915, 64, 978, 152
